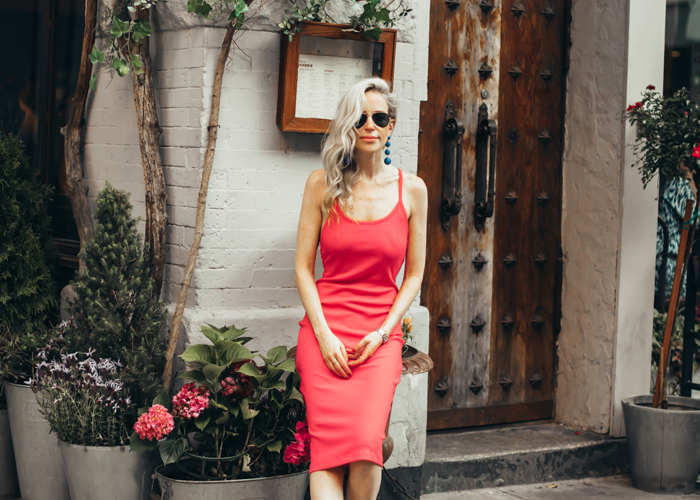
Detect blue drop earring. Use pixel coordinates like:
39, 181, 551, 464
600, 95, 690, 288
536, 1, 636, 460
384, 134, 392, 165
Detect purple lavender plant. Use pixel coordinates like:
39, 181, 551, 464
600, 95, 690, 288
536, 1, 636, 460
32, 347, 135, 446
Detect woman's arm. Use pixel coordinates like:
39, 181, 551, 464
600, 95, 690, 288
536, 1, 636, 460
295, 169, 353, 378
348, 173, 428, 366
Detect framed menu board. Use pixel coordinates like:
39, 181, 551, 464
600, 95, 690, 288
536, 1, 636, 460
276, 21, 397, 134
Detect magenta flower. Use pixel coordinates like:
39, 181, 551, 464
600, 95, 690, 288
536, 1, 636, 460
692, 143, 700, 160
133, 404, 174, 442
647, 84, 656, 90
172, 383, 210, 420
283, 420, 311, 465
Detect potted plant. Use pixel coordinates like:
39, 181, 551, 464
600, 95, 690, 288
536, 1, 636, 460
0, 382, 19, 500
622, 86, 700, 494
0, 131, 68, 500
134, 324, 310, 499
31, 183, 167, 500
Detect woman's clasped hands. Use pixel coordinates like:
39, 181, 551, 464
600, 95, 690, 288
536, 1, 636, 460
318, 329, 385, 378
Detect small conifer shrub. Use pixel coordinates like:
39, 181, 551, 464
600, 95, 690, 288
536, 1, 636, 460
64, 182, 167, 419
0, 131, 57, 333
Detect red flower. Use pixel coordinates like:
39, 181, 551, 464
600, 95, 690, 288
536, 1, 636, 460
647, 84, 655, 90
133, 404, 174, 442
172, 383, 210, 420
283, 420, 311, 465
692, 143, 700, 160
626, 101, 644, 112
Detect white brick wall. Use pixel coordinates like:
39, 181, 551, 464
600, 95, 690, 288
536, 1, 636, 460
84, 0, 430, 468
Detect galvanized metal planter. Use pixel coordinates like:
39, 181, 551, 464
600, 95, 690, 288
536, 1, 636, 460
155, 463, 309, 500
5, 382, 70, 500
59, 441, 159, 500
0, 408, 20, 500
622, 395, 700, 494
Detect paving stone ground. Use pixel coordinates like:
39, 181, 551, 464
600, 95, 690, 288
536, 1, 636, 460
422, 476, 700, 499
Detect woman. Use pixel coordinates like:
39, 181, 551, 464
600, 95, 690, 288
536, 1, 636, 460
294, 77, 428, 500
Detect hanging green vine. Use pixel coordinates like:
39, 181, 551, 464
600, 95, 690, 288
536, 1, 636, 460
88, 0, 250, 89
279, 0, 412, 42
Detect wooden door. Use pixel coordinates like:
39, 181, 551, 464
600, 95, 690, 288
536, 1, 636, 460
418, 0, 568, 430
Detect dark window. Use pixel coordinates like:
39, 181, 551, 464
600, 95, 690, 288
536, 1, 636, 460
665, 0, 700, 99
1, 0, 85, 286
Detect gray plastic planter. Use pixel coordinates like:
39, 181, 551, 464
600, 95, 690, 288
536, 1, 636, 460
60, 441, 159, 500
622, 395, 700, 494
155, 464, 309, 500
0, 408, 20, 500
5, 382, 70, 500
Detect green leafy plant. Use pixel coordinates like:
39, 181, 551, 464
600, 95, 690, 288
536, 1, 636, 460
186, 0, 251, 27
279, 0, 412, 42
0, 322, 56, 385
60, 183, 167, 436
625, 86, 700, 186
0, 132, 57, 336
0, 131, 58, 388
131, 324, 309, 479
88, 0, 164, 89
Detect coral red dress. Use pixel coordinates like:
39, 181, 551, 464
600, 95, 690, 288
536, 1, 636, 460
296, 168, 408, 473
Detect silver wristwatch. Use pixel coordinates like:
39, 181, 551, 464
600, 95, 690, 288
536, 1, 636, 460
377, 327, 389, 344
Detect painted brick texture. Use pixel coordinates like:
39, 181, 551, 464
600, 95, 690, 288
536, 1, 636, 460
84, 0, 430, 468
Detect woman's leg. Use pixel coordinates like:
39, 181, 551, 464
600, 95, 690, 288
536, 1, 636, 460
346, 460, 382, 500
310, 465, 346, 500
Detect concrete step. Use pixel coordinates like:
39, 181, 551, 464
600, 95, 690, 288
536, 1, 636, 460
420, 422, 629, 495
421, 475, 700, 499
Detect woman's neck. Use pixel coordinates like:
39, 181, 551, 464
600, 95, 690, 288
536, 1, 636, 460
354, 149, 386, 181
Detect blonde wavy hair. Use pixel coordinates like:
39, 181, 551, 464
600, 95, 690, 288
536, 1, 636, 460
320, 77, 397, 222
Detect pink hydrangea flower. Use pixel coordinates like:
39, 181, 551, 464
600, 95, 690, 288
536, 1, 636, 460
133, 404, 174, 442
172, 382, 210, 420
283, 420, 311, 465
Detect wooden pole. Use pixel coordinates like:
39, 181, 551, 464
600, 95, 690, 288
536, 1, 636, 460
128, 6, 168, 295
161, 22, 237, 390
60, 0, 97, 267
653, 199, 695, 408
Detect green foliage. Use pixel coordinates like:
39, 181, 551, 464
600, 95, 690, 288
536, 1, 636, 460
0, 132, 58, 335
279, 0, 412, 42
625, 87, 700, 187
185, 0, 249, 29
64, 183, 167, 427
348, 0, 411, 41
0, 322, 55, 384
134, 324, 308, 479
89, 0, 163, 88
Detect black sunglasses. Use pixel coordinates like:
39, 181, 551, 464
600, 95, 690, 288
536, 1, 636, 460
354, 112, 391, 129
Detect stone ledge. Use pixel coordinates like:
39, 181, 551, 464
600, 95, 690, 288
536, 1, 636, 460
421, 423, 628, 494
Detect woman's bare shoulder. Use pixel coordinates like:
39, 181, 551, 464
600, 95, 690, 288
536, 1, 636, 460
305, 168, 326, 191
402, 171, 427, 199
303, 168, 326, 201
400, 171, 427, 219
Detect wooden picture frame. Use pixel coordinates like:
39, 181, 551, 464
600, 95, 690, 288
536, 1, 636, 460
276, 21, 397, 134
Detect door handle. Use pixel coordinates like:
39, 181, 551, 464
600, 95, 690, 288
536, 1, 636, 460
441, 100, 465, 231
474, 103, 497, 231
